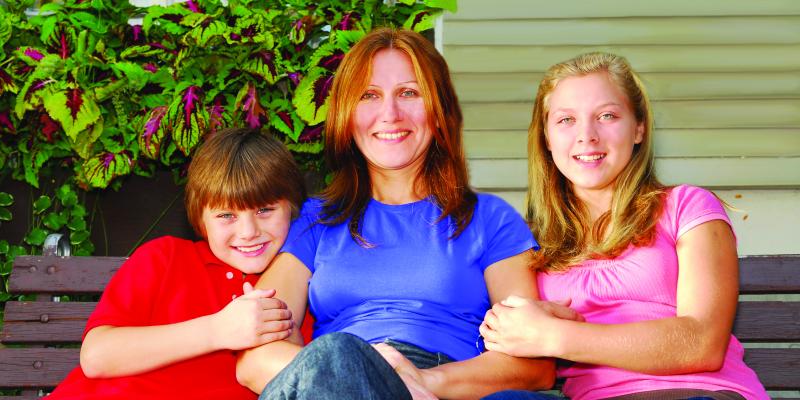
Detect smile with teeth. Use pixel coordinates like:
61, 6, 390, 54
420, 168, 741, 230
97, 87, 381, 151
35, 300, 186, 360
234, 243, 267, 253
574, 154, 606, 162
375, 131, 410, 140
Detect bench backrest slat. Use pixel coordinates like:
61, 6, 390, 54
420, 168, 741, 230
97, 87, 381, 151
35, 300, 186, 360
1, 302, 96, 344
9, 256, 126, 294
739, 255, 800, 294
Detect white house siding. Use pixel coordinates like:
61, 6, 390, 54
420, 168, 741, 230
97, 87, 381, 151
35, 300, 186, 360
442, 0, 800, 257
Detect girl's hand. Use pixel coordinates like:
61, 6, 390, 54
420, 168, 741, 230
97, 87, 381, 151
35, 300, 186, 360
211, 282, 293, 351
373, 343, 438, 400
480, 296, 583, 358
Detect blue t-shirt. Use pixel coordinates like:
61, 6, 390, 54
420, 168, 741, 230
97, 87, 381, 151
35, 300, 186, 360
282, 193, 536, 361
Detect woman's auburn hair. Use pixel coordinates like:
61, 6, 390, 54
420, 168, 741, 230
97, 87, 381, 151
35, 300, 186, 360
185, 127, 306, 237
319, 27, 475, 245
526, 52, 667, 272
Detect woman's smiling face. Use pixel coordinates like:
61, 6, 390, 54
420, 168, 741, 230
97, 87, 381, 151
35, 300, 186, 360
352, 49, 433, 176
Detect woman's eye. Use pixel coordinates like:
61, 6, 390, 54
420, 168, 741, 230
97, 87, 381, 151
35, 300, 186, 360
400, 89, 418, 97
558, 117, 574, 124
360, 92, 377, 100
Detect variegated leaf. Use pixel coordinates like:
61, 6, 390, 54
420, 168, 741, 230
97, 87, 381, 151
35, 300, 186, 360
42, 85, 102, 142
82, 151, 133, 189
293, 68, 333, 125
243, 49, 282, 84
270, 110, 304, 142
0, 67, 17, 95
233, 82, 267, 129
138, 106, 168, 159
69, 120, 103, 159
167, 86, 207, 155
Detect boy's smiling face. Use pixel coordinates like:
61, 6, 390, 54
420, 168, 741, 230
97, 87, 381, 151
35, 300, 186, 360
201, 199, 292, 274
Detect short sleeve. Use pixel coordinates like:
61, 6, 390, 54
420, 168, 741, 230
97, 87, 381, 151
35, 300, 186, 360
477, 194, 537, 269
281, 198, 325, 273
83, 237, 175, 338
667, 185, 734, 241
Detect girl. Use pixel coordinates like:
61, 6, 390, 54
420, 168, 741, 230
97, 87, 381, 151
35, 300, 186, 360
480, 52, 768, 400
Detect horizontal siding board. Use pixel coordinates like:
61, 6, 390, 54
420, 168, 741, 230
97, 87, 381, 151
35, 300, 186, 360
462, 100, 800, 130
446, 0, 800, 20
444, 45, 800, 73
465, 129, 800, 159
468, 157, 800, 189
453, 72, 800, 103
444, 17, 800, 46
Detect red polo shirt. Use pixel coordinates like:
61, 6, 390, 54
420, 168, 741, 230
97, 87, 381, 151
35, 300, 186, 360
49, 236, 261, 400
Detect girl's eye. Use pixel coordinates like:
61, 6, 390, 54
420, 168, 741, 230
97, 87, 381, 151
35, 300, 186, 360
599, 113, 615, 120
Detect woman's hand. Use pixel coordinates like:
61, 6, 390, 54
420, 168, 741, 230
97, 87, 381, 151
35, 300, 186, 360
373, 343, 438, 400
480, 296, 583, 358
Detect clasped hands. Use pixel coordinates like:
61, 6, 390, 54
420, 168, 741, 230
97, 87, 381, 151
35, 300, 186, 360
480, 296, 584, 359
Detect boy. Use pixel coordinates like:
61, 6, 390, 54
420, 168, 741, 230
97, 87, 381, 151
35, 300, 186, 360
49, 127, 306, 399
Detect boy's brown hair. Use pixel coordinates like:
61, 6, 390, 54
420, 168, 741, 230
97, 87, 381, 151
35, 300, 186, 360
185, 127, 306, 237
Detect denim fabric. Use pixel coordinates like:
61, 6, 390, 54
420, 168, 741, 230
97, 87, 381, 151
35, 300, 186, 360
259, 332, 412, 400
481, 390, 565, 400
382, 339, 454, 369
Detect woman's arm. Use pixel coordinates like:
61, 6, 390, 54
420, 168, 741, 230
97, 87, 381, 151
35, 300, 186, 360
80, 284, 292, 378
483, 219, 739, 375
383, 251, 581, 399
236, 252, 312, 393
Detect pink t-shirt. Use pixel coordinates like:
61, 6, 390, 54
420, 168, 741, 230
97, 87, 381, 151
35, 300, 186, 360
537, 185, 768, 400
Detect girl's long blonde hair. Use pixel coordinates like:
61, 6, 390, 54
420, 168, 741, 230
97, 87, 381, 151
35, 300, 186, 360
527, 52, 667, 272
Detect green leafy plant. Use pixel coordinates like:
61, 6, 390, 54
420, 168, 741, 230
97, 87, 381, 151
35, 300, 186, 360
0, 0, 457, 304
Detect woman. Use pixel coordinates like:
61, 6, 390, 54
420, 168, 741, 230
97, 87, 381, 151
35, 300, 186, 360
480, 52, 768, 400
236, 28, 578, 400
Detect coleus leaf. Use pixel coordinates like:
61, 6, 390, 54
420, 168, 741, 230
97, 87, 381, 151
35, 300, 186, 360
233, 82, 267, 129
111, 61, 149, 91
15, 54, 64, 118
120, 44, 166, 59
270, 110, 304, 142
138, 106, 168, 159
42, 84, 102, 143
403, 9, 444, 32
21, 148, 50, 188
167, 85, 207, 155
69, 120, 103, 159
243, 49, 282, 84
0, 112, 15, 135
0, 67, 17, 95
293, 67, 333, 125
0, 14, 11, 48
82, 151, 133, 189
286, 141, 323, 154
207, 97, 230, 134
184, 19, 229, 47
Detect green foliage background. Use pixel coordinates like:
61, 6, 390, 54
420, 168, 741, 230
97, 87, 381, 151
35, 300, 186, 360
0, 0, 456, 303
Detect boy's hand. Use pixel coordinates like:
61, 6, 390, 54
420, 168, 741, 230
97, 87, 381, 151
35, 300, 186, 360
210, 282, 293, 351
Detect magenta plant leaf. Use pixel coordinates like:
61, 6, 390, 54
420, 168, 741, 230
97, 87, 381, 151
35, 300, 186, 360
138, 106, 168, 159
234, 82, 267, 129
0, 68, 17, 95
82, 151, 133, 189
167, 86, 207, 155
243, 50, 282, 84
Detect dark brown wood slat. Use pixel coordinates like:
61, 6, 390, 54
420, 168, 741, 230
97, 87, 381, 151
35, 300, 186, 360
733, 301, 800, 341
739, 255, 800, 294
744, 348, 800, 390
0, 348, 78, 389
0, 396, 43, 400
1, 302, 96, 344
9, 256, 126, 294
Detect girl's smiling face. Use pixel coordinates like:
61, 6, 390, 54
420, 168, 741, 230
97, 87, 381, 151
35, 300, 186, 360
545, 71, 644, 203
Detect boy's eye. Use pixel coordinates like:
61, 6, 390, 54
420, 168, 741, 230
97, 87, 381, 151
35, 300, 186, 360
257, 207, 276, 214
216, 212, 234, 219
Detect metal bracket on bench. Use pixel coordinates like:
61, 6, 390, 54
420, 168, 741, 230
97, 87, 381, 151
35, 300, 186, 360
43, 233, 71, 257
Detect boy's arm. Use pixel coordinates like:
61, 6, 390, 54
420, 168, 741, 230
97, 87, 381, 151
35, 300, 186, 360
80, 284, 292, 378
236, 252, 311, 393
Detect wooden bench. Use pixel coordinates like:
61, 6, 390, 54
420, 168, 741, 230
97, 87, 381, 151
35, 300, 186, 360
1, 251, 799, 398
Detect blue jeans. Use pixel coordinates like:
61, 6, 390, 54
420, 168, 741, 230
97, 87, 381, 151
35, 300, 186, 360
482, 390, 564, 400
259, 332, 558, 400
